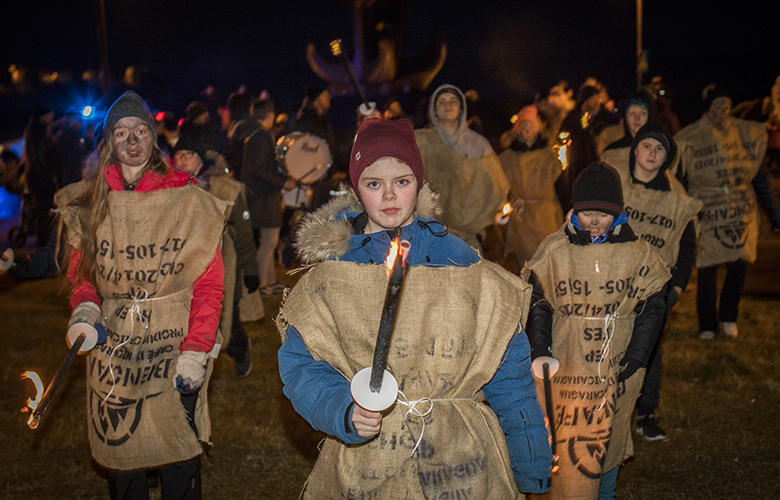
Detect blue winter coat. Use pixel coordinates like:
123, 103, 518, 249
278, 209, 552, 493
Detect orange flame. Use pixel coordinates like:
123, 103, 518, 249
501, 202, 512, 216
21, 371, 44, 426
329, 39, 343, 57
557, 144, 568, 170
556, 132, 570, 171
386, 239, 400, 270
580, 111, 591, 129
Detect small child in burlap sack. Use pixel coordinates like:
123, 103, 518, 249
522, 162, 670, 500
277, 118, 552, 499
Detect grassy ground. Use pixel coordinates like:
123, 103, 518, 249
1, 238, 779, 499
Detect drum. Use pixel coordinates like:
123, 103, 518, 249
276, 132, 332, 185
282, 186, 313, 208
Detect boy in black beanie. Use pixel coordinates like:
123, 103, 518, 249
522, 162, 670, 499
622, 122, 702, 442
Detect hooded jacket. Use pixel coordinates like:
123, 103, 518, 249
605, 88, 660, 152
425, 84, 494, 159
278, 184, 552, 493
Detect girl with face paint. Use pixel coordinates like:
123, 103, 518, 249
58, 91, 227, 499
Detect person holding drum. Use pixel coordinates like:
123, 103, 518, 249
293, 84, 338, 211
243, 98, 296, 296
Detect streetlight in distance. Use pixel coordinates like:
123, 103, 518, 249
95, 0, 110, 93
636, 0, 647, 89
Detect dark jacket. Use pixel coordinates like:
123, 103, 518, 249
226, 119, 258, 180
242, 126, 287, 228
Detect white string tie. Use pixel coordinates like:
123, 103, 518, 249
396, 391, 474, 456
595, 310, 620, 412
100, 288, 188, 409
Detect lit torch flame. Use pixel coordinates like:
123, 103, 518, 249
496, 202, 513, 225
21, 371, 44, 427
385, 238, 410, 278
329, 39, 343, 57
501, 202, 512, 216
556, 132, 570, 170
385, 239, 399, 270
579, 111, 591, 129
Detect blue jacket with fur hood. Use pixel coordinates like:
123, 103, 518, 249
278, 184, 552, 493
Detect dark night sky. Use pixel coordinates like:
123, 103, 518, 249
3, 0, 779, 136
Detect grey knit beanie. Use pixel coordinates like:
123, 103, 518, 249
103, 91, 157, 138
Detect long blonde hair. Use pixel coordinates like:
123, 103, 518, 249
64, 138, 170, 290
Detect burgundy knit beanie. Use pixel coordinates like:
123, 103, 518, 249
349, 118, 424, 192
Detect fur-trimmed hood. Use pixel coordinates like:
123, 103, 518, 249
295, 182, 442, 264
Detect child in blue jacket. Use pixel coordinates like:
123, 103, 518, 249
277, 118, 551, 499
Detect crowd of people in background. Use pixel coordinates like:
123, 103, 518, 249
2, 71, 780, 500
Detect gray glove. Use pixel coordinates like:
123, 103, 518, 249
70, 302, 101, 327
174, 351, 209, 394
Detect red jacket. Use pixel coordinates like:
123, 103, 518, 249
68, 163, 225, 353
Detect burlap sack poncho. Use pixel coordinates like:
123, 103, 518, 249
675, 116, 768, 268
60, 180, 228, 471
277, 185, 547, 499
201, 171, 263, 343
499, 144, 564, 267
415, 84, 510, 248
602, 128, 703, 268
522, 223, 669, 500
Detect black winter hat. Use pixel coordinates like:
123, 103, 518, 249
572, 162, 624, 217
173, 131, 207, 163
634, 128, 670, 153
103, 91, 157, 138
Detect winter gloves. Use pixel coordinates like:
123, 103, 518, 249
70, 301, 102, 328
617, 356, 642, 383
174, 351, 209, 394
532, 342, 643, 383
68, 302, 107, 351
243, 274, 260, 294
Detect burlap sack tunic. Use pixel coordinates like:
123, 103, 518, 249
60, 185, 228, 470
599, 147, 630, 180
278, 259, 531, 500
618, 172, 703, 267
415, 128, 510, 248
499, 147, 564, 267
207, 174, 256, 343
522, 226, 669, 500
675, 117, 768, 268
